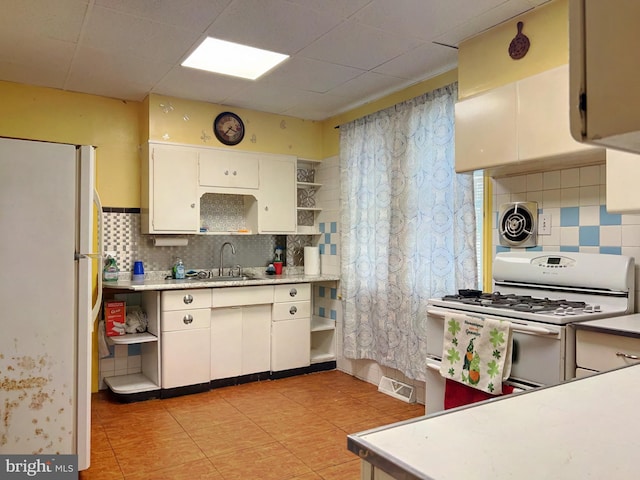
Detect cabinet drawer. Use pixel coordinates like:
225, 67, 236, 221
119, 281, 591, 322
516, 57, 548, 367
161, 309, 210, 332
199, 150, 259, 189
211, 286, 273, 307
162, 289, 210, 311
576, 329, 640, 372
274, 283, 310, 302
272, 300, 310, 321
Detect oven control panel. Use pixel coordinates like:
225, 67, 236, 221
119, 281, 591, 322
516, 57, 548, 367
531, 255, 576, 269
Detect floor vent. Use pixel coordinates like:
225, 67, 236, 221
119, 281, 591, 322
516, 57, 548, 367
377, 376, 416, 403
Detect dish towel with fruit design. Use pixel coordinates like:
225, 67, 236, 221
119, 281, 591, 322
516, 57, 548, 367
440, 315, 513, 395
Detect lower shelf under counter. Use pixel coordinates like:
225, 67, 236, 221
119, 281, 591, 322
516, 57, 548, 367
103, 373, 159, 395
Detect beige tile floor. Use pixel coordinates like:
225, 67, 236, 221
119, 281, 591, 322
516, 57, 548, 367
80, 370, 425, 480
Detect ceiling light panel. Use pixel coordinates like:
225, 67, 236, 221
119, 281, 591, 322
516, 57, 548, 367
181, 37, 289, 80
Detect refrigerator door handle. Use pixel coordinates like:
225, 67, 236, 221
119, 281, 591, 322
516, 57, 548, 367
92, 188, 104, 322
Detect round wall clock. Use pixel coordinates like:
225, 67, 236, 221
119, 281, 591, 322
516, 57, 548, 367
213, 111, 245, 146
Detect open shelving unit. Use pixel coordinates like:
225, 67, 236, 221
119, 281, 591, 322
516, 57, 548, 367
102, 291, 161, 400
310, 314, 336, 363
296, 159, 323, 235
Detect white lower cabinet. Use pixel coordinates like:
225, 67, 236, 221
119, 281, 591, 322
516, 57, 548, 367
575, 328, 640, 377
210, 307, 242, 379
210, 286, 273, 380
271, 284, 311, 372
160, 290, 211, 390
210, 304, 271, 379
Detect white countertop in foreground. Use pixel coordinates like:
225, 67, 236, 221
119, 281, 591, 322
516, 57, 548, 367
103, 273, 340, 291
349, 364, 640, 479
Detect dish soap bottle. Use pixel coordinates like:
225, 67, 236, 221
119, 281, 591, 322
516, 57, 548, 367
103, 255, 119, 282
173, 258, 185, 279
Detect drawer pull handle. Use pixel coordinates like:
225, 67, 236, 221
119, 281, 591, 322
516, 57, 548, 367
289, 288, 297, 297
616, 351, 640, 360
289, 306, 297, 315
183, 314, 193, 325
183, 294, 193, 304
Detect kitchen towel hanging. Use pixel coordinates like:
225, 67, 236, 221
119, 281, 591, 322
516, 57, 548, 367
440, 315, 513, 395
304, 246, 320, 275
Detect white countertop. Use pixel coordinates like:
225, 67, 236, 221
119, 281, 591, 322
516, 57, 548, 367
574, 313, 640, 337
103, 272, 340, 291
349, 364, 640, 479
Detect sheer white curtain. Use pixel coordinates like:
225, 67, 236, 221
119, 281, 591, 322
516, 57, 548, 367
339, 83, 477, 381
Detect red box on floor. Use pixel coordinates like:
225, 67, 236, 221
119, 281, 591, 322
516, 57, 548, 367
104, 300, 126, 336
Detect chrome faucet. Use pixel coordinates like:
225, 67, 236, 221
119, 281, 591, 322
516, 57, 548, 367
218, 242, 236, 276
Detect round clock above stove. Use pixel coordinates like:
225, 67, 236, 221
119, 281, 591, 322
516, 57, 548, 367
498, 201, 538, 247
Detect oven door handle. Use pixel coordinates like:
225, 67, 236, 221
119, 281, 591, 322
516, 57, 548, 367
427, 308, 557, 336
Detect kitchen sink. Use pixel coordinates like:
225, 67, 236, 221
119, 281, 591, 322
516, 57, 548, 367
186, 275, 256, 282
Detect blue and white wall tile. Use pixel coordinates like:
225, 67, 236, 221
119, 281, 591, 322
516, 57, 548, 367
492, 164, 640, 310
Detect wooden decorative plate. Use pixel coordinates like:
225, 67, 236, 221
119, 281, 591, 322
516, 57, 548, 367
509, 21, 530, 60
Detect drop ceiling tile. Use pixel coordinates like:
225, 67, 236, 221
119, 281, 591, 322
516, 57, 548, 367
83, 5, 198, 63
261, 57, 364, 94
327, 71, 409, 104
95, 0, 231, 31
373, 43, 458, 80
434, 0, 538, 46
0, 60, 69, 91
0, 0, 88, 43
285, 0, 372, 19
205, 0, 344, 55
352, 0, 507, 41
299, 18, 423, 71
66, 46, 174, 100
282, 91, 353, 120
221, 83, 307, 115
153, 67, 249, 105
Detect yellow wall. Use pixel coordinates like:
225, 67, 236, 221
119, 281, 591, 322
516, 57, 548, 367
0, 81, 141, 208
147, 93, 324, 160
458, 0, 568, 99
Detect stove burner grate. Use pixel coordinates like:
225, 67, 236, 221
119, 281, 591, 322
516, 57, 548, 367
441, 291, 587, 314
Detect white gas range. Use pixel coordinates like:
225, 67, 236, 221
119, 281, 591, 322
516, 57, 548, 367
425, 251, 635, 414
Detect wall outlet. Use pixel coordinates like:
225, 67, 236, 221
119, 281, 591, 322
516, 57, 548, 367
538, 214, 551, 235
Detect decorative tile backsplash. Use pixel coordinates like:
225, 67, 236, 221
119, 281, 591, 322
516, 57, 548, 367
102, 210, 287, 274
492, 164, 640, 258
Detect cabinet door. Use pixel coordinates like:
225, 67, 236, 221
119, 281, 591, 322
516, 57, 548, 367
518, 65, 596, 161
454, 83, 517, 173
199, 150, 259, 189
241, 304, 272, 375
606, 149, 640, 213
162, 329, 210, 388
211, 307, 243, 380
577, 0, 640, 143
258, 156, 296, 233
151, 145, 199, 233
272, 318, 311, 371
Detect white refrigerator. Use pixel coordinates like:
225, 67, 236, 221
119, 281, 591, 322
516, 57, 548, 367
0, 137, 99, 470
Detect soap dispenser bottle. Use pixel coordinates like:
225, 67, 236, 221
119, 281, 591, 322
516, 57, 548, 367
173, 258, 185, 279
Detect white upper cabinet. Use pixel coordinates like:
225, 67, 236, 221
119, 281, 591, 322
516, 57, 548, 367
142, 142, 298, 235
455, 65, 601, 174
256, 155, 296, 233
606, 149, 640, 213
142, 143, 200, 234
518, 65, 596, 161
455, 82, 517, 172
569, 0, 640, 153
199, 149, 259, 189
